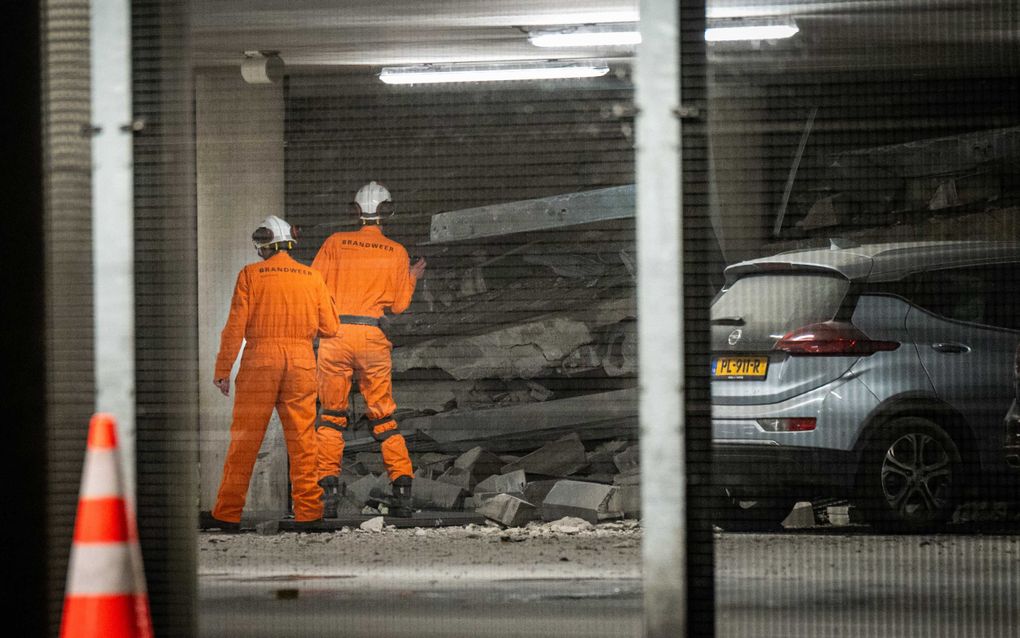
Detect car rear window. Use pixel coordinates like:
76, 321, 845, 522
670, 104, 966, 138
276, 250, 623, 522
712, 273, 850, 349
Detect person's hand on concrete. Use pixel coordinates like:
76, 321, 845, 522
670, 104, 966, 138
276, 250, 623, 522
214, 378, 230, 397
410, 257, 427, 279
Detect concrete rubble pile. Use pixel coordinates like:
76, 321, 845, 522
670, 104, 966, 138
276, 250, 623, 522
331, 436, 644, 527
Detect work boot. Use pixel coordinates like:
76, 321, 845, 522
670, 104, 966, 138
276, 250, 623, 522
318, 475, 340, 519
290, 518, 326, 533
198, 510, 241, 533
389, 476, 414, 518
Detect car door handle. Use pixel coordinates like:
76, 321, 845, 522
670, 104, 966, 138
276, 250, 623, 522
931, 342, 971, 354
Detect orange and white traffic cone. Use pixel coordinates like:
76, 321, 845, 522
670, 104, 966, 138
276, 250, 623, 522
59, 413, 153, 638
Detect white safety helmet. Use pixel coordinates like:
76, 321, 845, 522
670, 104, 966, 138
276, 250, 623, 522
351, 181, 395, 220
251, 215, 296, 250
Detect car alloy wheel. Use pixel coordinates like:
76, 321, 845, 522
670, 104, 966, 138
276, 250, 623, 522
864, 417, 960, 531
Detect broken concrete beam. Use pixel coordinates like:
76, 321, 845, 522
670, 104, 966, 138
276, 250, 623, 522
782, 501, 816, 529
393, 316, 593, 380
411, 476, 466, 510
500, 433, 589, 477
430, 184, 636, 244
474, 469, 527, 495
613, 445, 640, 473
541, 480, 620, 525
476, 494, 539, 527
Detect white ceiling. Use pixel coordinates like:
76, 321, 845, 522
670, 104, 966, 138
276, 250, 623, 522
191, 0, 1020, 75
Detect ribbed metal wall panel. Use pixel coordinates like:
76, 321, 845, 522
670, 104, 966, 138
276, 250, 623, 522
40, 1, 95, 634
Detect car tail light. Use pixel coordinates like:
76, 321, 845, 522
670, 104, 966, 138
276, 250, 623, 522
757, 417, 817, 432
774, 321, 899, 356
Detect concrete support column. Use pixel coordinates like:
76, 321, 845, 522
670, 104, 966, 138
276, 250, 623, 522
637, 0, 685, 636
196, 69, 288, 522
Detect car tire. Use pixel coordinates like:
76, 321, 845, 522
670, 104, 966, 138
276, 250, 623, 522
711, 489, 796, 532
857, 417, 961, 532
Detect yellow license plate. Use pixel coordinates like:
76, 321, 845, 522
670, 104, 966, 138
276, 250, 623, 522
713, 356, 769, 380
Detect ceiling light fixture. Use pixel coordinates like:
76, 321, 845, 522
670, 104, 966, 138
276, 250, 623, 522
705, 18, 799, 42
529, 23, 641, 48
378, 60, 610, 85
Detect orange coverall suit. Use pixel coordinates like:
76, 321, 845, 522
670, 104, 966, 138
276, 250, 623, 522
313, 225, 417, 481
212, 251, 339, 523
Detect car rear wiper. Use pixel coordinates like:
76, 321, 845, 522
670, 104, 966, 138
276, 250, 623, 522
711, 316, 745, 325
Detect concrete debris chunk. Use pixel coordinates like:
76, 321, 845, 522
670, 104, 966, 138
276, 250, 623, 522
412, 476, 466, 511
414, 453, 458, 479
541, 480, 619, 524
347, 473, 381, 507
782, 501, 816, 529
827, 505, 863, 527
613, 445, 640, 473
500, 433, 589, 477
613, 468, 640, 486
474, 469, 527, 496
608, 485, 640, 518
335, 495, 363, 517
477, 494, 539, 527
451, 446, 504, 488
546, 516, 595, 534
360, 516, 385, 532
585, 440, 631, 475
522, 480, 560, 506
436, 466, 472, 491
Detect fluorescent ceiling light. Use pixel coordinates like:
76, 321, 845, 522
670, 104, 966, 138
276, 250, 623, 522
379, 60, 610, 85
705, 19, 799, 42
529, 24, 641, 48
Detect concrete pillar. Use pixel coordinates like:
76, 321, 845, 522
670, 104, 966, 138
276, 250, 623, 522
196, 69, 288, 522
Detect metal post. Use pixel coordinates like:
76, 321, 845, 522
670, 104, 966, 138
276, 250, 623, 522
90, 0, 136, 499
637, 0, 685, 636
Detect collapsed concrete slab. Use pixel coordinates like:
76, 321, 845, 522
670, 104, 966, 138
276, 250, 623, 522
541, 480, 620, 524
501, 433, 589, 477
476, 494, 539, 527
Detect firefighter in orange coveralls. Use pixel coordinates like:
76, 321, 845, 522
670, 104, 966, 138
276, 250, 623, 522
315, 182, 426, 517
202, 216, 339, 531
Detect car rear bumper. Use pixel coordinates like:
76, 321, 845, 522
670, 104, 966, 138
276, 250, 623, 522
712, 443, 859, 497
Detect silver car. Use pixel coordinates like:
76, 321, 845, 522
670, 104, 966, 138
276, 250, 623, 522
711, 241, 1020, 531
